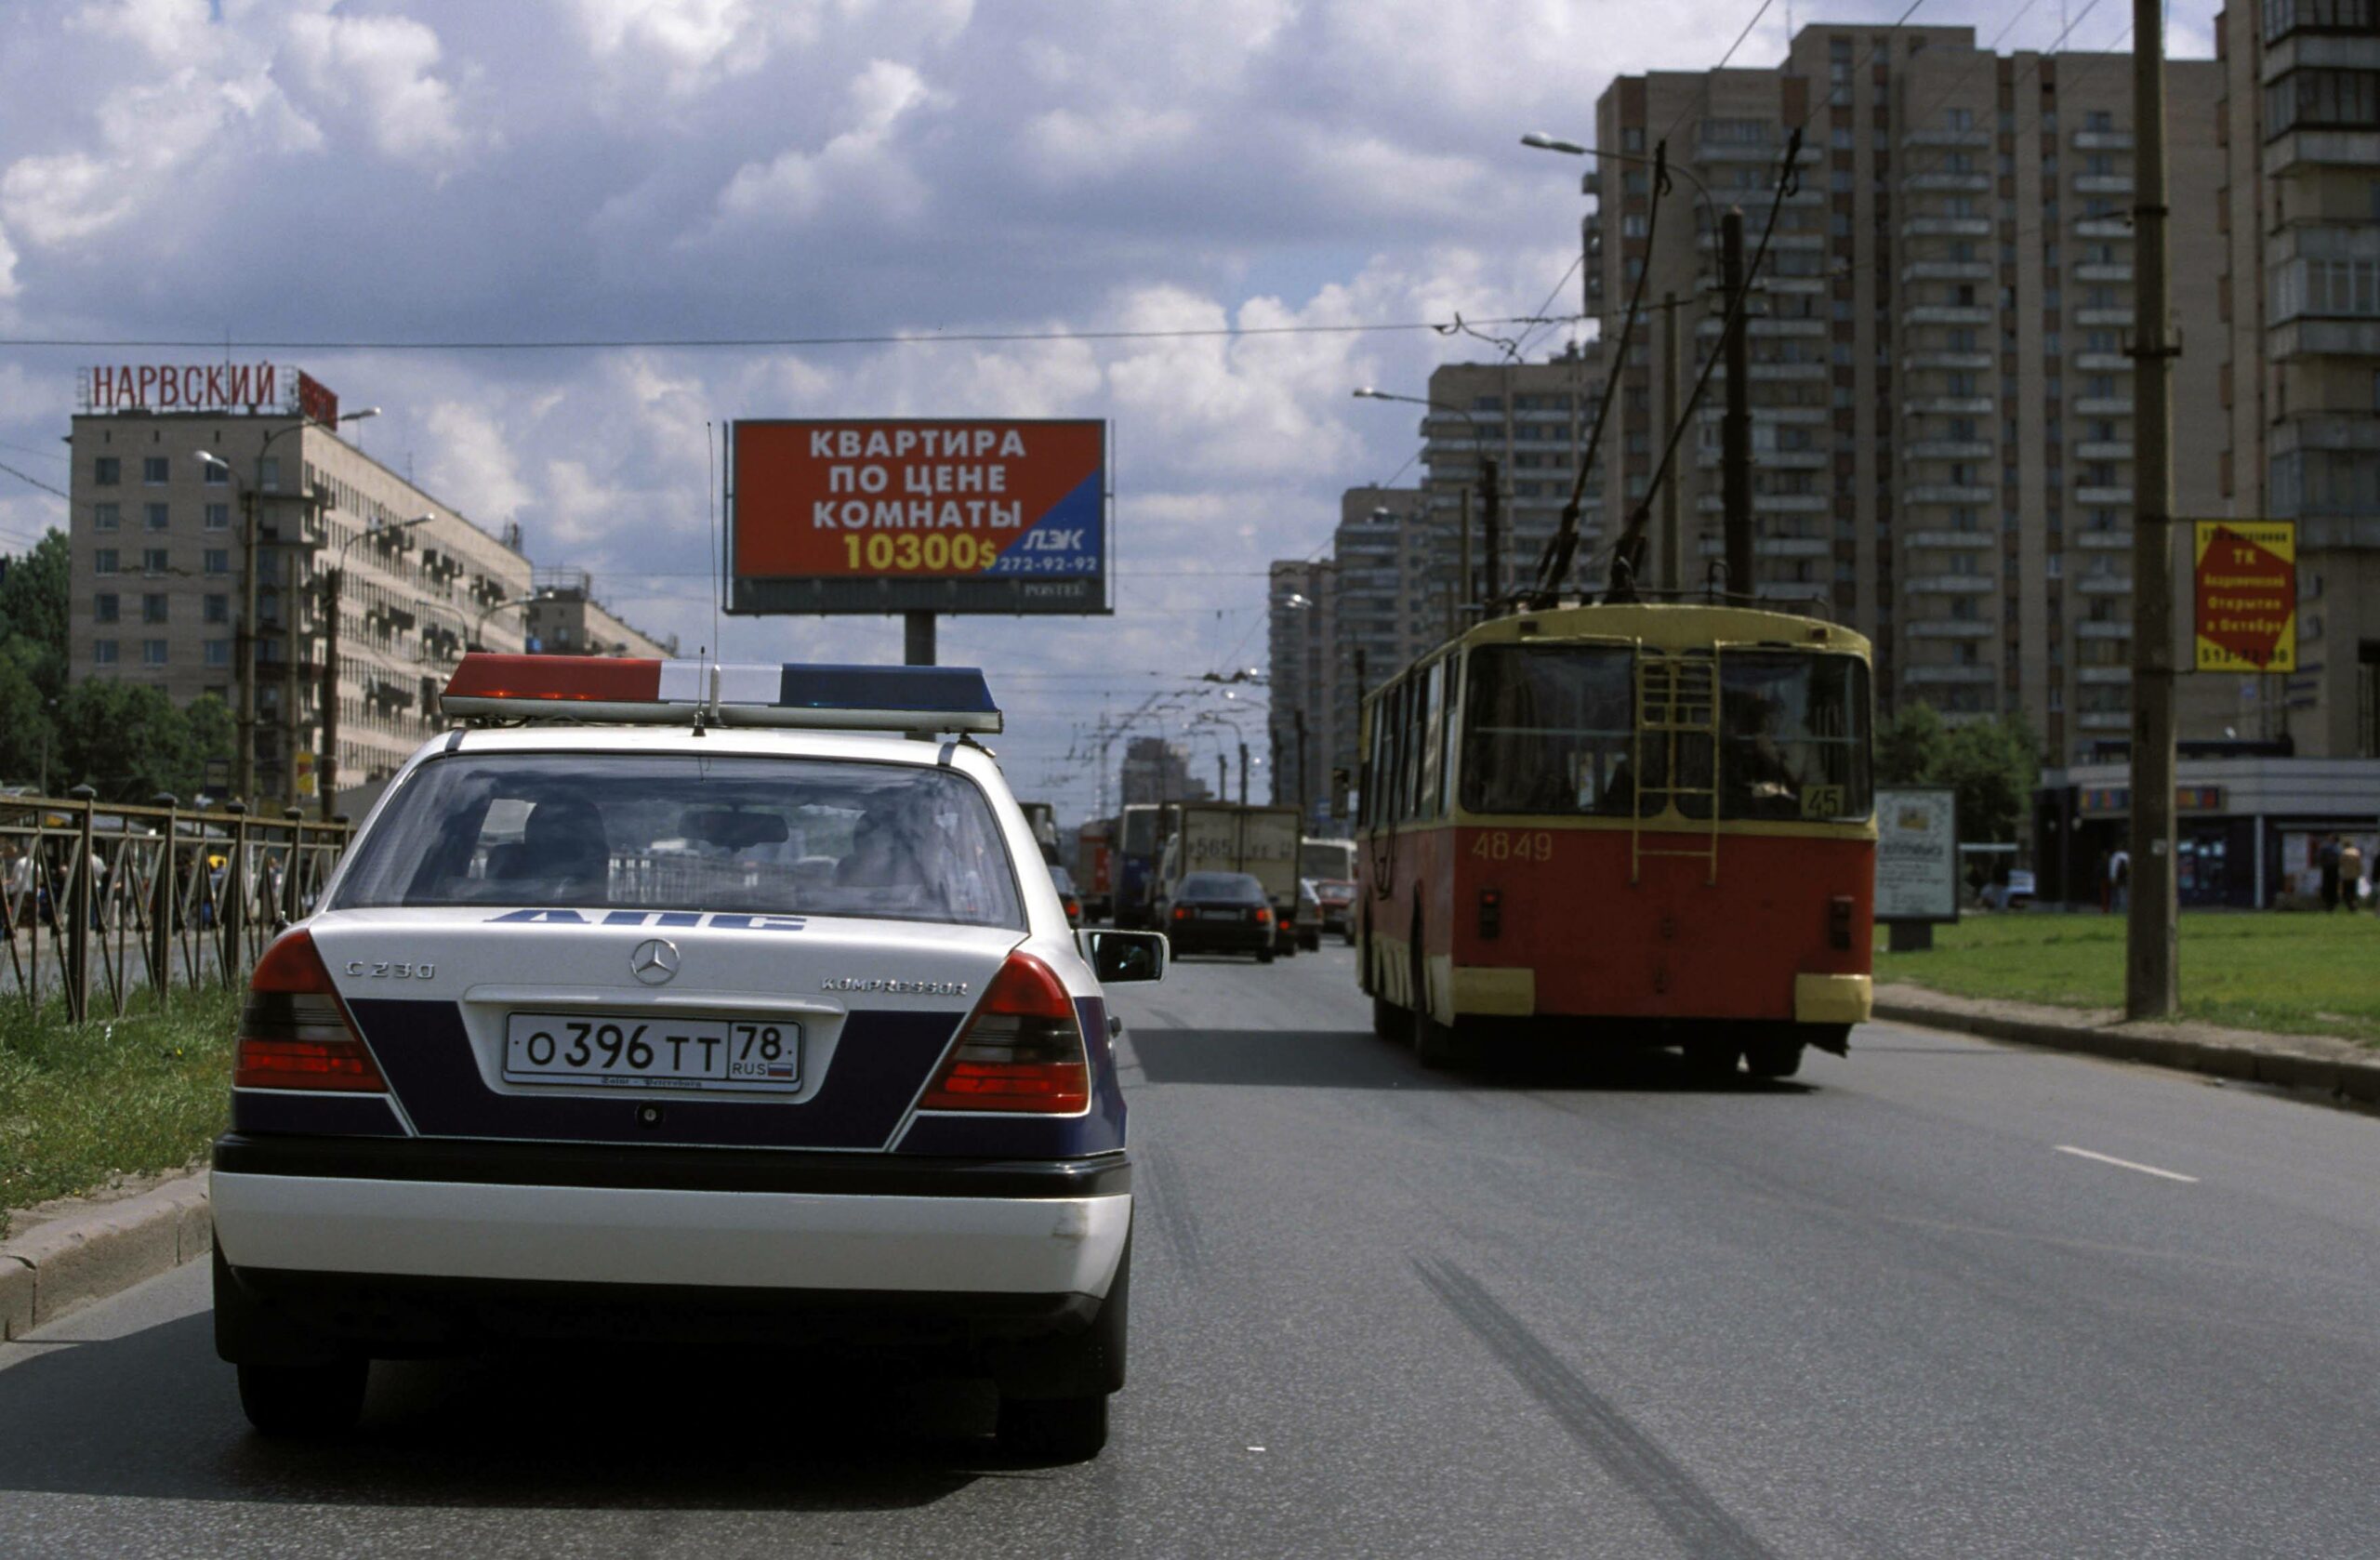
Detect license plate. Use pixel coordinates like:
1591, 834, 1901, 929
1200, 908, 1242, 921
503, 1012, 800, 1093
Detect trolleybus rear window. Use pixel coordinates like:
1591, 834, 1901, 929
1718, 651, 1871, 822
1461, 644, 1636, 815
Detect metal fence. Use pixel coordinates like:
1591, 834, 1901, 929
0, 792, 354, 1024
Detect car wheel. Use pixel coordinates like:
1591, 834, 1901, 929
1743, 1038, 1805, 1079
237, 1358, 368, 1437
996, 1392, 1109, 1461
1257, 947, 1276, 964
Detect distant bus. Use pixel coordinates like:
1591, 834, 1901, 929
1355, 602, 1875, 1079
1300, 838, 1356, 883
1115, 803, 1165, 928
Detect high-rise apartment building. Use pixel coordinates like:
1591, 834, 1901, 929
1118, 734, 1212, 808
1267, 558, 1337, 822
2216, 0, 2380, 757
1416, 348, 1606, 604
522, 568, 675, 660
1591, 25, 2226, 759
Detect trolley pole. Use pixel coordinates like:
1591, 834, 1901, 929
904, 610, 935, 667
1660, 290, 1684, 591
2126, 0, 2180, 1018
1721, 209, 1753, 598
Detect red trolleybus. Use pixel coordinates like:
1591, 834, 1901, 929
1353, 602, 1874, 1078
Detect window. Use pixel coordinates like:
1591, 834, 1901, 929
94, 549, 119, 575
1621, 126, 1645, 152
205, 639, 231, 668
1947, 108, 1974, 131
142, 548, 169, 575
204, 502, 229, 530
2274, 253, 2380, 321
204, 549, 230, 575
259, 456, 281, 491
1719, 653, 1871, 822
141, 593, 167, 624
93, 592, 119, 624
1462, 645, 1637, 815
93, 502, 119, 531
140, 456, 168, 484
201, 458, 228, 486
2266, 68, 2380, 138
94, 456, 121, 486
93, 640, 119, 667
145, 502, 168, 531
204, 593, 229, 624
142, 639, 168, 668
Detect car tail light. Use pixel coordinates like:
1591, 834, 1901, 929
233, 930, 388, 1092
918, 952, 1089, 1114
1063, 895, 1081, 919
1479, 888, 1502, 940
1254, 906, 1273, 924
1172, 906, 1191, 922
1829, 895, 1855, 951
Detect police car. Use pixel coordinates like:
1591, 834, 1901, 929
210, 655, 1166, 1460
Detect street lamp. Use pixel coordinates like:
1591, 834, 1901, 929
470, 590, 550, 651
1353, 386, 1505, 616
317, 513, 432, 821
194, 403, 380, 809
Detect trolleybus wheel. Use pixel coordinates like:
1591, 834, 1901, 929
1408, 924, 1461, 1069
1743, 1038, 1805, 1079
1372, 996, 1403, 1040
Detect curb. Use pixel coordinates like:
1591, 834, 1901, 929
0, 1173, 211, 1341
1871, 998, 2380, 1106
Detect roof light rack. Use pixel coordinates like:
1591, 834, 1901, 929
439, 654, 1003, 734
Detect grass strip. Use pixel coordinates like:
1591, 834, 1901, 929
1875, 910, 2380, 1048
0, 987, 241, 1238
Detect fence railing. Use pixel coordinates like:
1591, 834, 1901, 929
0, 791, 354, 1024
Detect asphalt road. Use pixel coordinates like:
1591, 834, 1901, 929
5, 945, 2378, 1558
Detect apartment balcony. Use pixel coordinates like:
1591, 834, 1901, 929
2270, 318, 2380, 358
1908, 619, 1996, 638
1692, 139, 1789, 165
1907, 396, 1995, 416
1900, 218, 1993, 239
2074, 307, 2132, 328
1902, 264, 1996, 289
1697, 403, 1831, 425
2076, 441, 2134, 461
1696, 493, 1829, 515
2267, 128, 2380, 177
2073, 217, 2133, 239
1763, 276, 1829, 297
2075, 575, 2134, 594
2071, 129, 2135, 152
1903, 305, 1994, 325
2076, 620, 2132, 638
2071, 263, 2133, 284
1903, 172, 1991, 193
2073, 174, 2135, 196
1905, 575, 1997, 594
1905, 483, 1994, 505
1901, 128, 1990, 150
2073, 351, 2132, 372
2076, 528, 2134, 549
2075, 484, 2134, 506
1693, 449, 1829, 471
1904, 440, 1992, 460
1695, 536, 1831, 559
1700, 231, 1824, 251
1695, 316, 1827, 338
2073, 396, 2134, 416
1905, 350, 1995, 372
1908, 530, 1996, 549
1747, 363, 1830, 381
2078, 666, 2134, 685
2078, 711, 2130, 732
1904, 665, 1996, 684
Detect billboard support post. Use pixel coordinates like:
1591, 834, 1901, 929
904, 611, 935, 668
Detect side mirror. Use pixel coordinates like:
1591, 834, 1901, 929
1330, 766, 1352, 821
1079, 929, 1168, 985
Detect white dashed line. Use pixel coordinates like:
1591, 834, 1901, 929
2055, 1145, 2199, 1183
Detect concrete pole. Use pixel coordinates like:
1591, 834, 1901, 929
235, 486, 258, 803
1238, 742, 1249, 806
1722, 210, 1754, 598
1660, 291, 1684, 591
319, 568, 341, 822
903, 610, 935, 667
1480, 456, 1502, 609
2125, 0, 2180, 1018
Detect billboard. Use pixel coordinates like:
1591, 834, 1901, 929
726, 419, 1108, 615
2192, 520, 2295, 673
1874, 787, 1958, 924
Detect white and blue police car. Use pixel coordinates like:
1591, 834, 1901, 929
210, 655, 1166, 1460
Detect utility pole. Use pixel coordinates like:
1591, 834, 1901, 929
318, 568, 341, 822
904, 610, 934, 667
1216, 751, 1227, 800
1237, 742, 1249, 805
1721, 209, 1753, 597
2126, 0, 2179, 1018
1660, 291, 1685, 591
1479, 456, 1502, 611
1459, 487, 1474, 626
235, 485, 258, 803
1293, 707, 1309, 833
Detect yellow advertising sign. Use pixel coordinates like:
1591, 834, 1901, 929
2191, 520, 2295, 674
294, 750, 317, 799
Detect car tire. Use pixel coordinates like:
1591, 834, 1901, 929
997, 1392, 1109, 1461
1743, 1038, 1805, 1079
1257, 948, 1276, 964
1371, 994, 1403, 1039
237, 1358, 368, 1437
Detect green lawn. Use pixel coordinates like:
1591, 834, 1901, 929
1875, 910, 2380, 1047
0, 987, 242, 1236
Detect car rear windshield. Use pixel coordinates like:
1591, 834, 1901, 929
1179, 872, 1263, 902
333, 751, 1024, 930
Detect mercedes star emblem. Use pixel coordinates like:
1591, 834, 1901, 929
629, 939, 681, 985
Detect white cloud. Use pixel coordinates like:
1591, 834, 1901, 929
0, 219, 19, 300
711, 59, 942, 227
420, 400, 534, 531
283, 7, 471, 168
66, 0, 215, 59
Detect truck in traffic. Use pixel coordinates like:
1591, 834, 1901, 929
1076, 819, 1114, 923
1113, 803, 1166, 928
1017, 800, 1063, 866
1300, 837, 1356, 883
1157, 802, 1302, 954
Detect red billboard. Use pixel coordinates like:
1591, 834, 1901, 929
726, 418, 1106, 616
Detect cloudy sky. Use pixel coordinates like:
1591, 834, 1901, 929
0, 0, 2216, 819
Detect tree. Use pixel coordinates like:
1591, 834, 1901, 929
1872, 703, 2038, 844
51, 680, 194, 802
179, 694, 235, 801
1875, 701, 1946, 786
0, 648, 52, 787
0, 529, 71, 699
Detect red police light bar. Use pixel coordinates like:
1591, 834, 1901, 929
439, 654, 1004, 733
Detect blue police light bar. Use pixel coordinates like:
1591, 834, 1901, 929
441, 654, 1003, 734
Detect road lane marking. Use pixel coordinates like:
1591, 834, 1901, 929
2055, 1145, 2199, 1183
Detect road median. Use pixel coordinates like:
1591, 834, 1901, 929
1872, 983, 2380, 1105
0, 1168, 210, 1340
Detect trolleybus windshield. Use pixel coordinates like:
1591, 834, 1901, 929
1459, 643, 1870, 823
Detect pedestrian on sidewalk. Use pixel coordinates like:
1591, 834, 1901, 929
2343, 839, 2366, 912
2319, 833, 2343, 912
2110, 847, 2131, 915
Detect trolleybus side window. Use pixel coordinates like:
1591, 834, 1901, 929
1461, 644, 1636, 815
1717, 651, 1871, 821
1419, 659, 1446, 821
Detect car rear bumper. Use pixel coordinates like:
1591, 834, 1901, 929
210, 1133, 1130, 1302
1165, 922, 1271, 953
